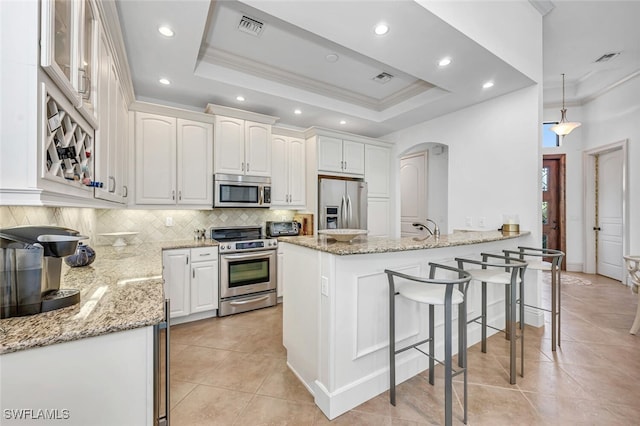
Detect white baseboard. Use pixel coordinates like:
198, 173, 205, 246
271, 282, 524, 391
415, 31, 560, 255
566, 263, 583, 272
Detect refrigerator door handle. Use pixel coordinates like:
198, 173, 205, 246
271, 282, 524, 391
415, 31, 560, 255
347, 196, 353, 228
341, 196, 347, 228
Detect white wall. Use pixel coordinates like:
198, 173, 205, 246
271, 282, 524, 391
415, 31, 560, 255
583, 75, 639, 258
550, 74, 640, 272
387, 85, 541, 241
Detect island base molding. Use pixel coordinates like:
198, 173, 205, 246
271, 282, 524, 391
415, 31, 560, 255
309, 351, 428, 420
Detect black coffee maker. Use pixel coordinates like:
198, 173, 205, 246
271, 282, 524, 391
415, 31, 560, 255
0, 226, 85, 318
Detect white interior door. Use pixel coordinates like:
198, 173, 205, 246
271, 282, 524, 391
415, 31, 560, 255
597, 148, 624, 280
400, 152, 427, 237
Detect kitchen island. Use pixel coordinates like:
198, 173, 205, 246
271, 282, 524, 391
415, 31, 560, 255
279, 231, 534, 420
0, 239, 217, 425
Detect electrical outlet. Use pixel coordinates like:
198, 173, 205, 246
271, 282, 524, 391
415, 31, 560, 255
465, 217, 473, 227
165, 217, 173, 227
321, 277, 329, 296
478, 217, 486, 227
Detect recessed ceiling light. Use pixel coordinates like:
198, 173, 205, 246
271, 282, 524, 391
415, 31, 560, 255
158, 26, 174, 37
294, 109, 302, 115
374, 23, 389, 36
159, 78, 171, 85
438, 57, 451, 67
483, 81, 494, 89
340, 120, 347, 125
325, 53, 339, 63
236, 95, 245, 102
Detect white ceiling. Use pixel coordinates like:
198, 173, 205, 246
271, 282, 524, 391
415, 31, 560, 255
116, 0, 640, 138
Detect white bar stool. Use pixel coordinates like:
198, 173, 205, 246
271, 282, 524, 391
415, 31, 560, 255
504, 247, 564, 350
386, 263, 472, 426
455, 253, 527, 385
623, 255, 640, 335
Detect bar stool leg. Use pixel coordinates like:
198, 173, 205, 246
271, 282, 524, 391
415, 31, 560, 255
505, 285, 511, 341
444, 300, 452, 426
557, 266, 562, 346
551, 264, 558, 351
429, 305, 435, 385
509, 280, 517, 384
389, 280, 396, 406
520, 273, 525, 378
481, 282, 487, 353
461, 300, 468, 424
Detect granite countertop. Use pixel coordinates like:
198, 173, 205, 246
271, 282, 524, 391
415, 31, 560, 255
0, 239, 218, 355
279, 230, 530, 255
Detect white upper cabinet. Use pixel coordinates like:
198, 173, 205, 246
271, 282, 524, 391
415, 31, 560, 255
135, 112, 213, 206
214, 116, 271, 177
177, 119, 213, 205
271, 134, 305, 209
365, 145, 390, 198
135, 113, 176, 204
94, 27, 128, 204
41, 0, 99, 127
318, 136, 364, 175
213, 116, 244, 174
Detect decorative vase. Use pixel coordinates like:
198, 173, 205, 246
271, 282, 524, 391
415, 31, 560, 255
65, 242, 96, 267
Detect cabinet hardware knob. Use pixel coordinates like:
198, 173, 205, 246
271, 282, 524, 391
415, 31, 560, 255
246, 163, 250, 172
172, 190, 175, 200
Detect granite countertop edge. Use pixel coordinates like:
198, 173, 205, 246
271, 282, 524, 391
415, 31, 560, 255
0, 240, 218, 355
279, 231, 531, 255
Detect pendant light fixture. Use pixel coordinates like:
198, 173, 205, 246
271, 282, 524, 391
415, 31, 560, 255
550, 73, 581, 137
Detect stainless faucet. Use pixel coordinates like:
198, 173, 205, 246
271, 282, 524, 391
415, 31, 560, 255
412, 219, 440, 238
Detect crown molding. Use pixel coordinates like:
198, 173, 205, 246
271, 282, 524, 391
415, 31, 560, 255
200, 45, 433, 112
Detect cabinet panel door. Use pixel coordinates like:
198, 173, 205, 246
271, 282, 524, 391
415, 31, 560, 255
115, 84, 129, 201
40, 0, 80, 106
214, 116, 244, 174
94, 30, 111, 201
135, 113, 176, 204
288, 138, 306, 207
343, 140, 365, 175
245, 121, 271, 176
271, 136, 289, 205
191, 260, 218, 313
365, 145, 390, 197
162, 250, 190, 318
317, 136, 343, 173
177, 119, 213, 205
367, 198, 390, 237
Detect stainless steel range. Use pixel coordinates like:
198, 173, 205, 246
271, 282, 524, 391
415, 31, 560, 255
211, 226, 277, 316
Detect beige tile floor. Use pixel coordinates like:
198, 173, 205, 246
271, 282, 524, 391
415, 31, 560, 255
169, 272, 640, 425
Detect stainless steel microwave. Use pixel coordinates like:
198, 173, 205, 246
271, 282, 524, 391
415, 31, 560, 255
213, 174, 271, 208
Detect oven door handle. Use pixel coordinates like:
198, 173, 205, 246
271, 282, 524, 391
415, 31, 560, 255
229, 295, 271, 305
222, 252, 274, 260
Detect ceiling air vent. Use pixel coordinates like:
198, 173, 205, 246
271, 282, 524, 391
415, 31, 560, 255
595, 52, 620, 63
373, 72, 394, 84
238, 15, 264, 37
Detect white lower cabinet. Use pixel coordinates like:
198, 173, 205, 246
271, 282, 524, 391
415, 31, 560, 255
0, 327, 154, 425
162, 247, 218, 320
190, 247, 218, 313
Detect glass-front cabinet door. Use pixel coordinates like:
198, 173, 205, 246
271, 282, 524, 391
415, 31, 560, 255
41, 0, 99, 127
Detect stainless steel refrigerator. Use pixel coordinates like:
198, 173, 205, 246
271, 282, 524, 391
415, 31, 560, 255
318, 177, 368, 230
